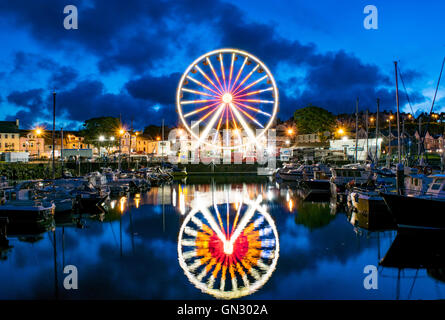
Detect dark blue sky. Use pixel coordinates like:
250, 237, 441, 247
0, 0, 444, 130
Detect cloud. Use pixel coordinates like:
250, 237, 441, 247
0, 0, 430, 125
125, 72, 181, 105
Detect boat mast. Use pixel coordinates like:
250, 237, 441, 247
355, 97, 359, 163
375, 99, 380, 164
52, 90, 56, 179
366, 109, 369, 162
394, 61, 401, 164
61, 127, 64, 177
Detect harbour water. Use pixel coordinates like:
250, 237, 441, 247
1, 176, 444, 300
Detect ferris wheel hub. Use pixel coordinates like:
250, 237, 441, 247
223, 241, 234, 254
222, 93, 233, 104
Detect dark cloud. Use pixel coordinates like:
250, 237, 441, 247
56, 80, 176, 127
0, 0, 430, 124
125, 72, 181, 105
7, 88, 45, 111
49, 66, 78, 88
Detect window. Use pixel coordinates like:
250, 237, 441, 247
5, 134, 8, 138
11, 134, 14, 138
431, 184, 441, 190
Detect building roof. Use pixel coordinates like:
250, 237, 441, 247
0, 121, 20, 133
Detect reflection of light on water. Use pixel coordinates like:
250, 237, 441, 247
288, 199, 293, 212
179, 185, 186, 215
119, 196, 127, 213
110, 200, 116, 209
134, 194, 140, 209
178, 189, 279, 299
172, 188, 176, 207
286, 190, 290, 202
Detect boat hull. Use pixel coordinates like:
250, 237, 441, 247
353, 196, 395, 230
381, 192, 445, 230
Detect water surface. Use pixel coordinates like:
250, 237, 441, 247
1, 177, 444, 300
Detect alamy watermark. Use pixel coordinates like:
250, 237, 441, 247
363, 5, 378, 30
63, 5, 78, 30
363, 265, 378, 290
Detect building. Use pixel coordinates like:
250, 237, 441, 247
329, 137, 383, 161
19, 130, 45, 157
44, 131, 90, 158
135, 135, 158, 154
0, 120, 20, 153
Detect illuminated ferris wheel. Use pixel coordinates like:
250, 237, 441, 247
176, 48, 279, 149
177, 193, 279, 299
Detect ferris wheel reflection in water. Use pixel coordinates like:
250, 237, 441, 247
177, 184, 279, 299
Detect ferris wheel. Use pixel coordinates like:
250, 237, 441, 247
177, 192, 279, 299
176, 48, 279, 149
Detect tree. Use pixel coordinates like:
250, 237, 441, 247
80, 117, 120, 145
293, 105, 336, 136
143, 125, 171, 140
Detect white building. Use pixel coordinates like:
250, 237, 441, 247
329, 137, 383, 161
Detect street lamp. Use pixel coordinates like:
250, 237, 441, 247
34, 127, 43, 158
118, 128, 125, 171
287, 128, 294, 135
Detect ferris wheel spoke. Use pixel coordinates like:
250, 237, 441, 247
234, 99, 274, 104
181, 87, 220, 99
187, 76, 221, 96
230, 56, 248, 93
199, 104, 225, 147
213, 111, 224, 144
206, 57, 224, 93
232, 64, 259, 94
184, 101, 220, 118
228, 105, 239, 131
229, 195, 262, 247
231, 199, 243, 236
234, 87, 273, 99
195, 65, 223, 95
232, 101, 272, 117
213, 202, 225, 237
228, 53, 235, 91
181, 99, 219, 105
219, 53, 227, 91
232, 103, 264, 128
229, 103, 259, 145
233, 75, 268, 96
200, 204, 227, 243
190, 104, 221, 129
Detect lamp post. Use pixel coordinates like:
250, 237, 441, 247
387, 114, 394, 167
35, 128, 42, 159
118, 129, 124, 171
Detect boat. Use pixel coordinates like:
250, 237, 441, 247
330, 166, 373, 203
0, 199, 54, 224
381, 174, 445, 230
347, 188, 395, 230
277, 163, 330, 182
171, 166, 187, 178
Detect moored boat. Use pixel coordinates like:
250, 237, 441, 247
381, 174, 445, 230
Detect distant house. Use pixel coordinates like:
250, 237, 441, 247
414, 131, 444, 152
0, 119, 20, 152
19, 130, 45, 157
